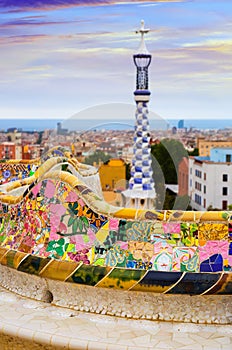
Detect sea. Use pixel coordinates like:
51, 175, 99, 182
0, 118, 231, 132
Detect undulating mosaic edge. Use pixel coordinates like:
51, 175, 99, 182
0, 147, 231, 324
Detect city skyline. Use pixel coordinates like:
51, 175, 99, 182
0, 0, 232, 122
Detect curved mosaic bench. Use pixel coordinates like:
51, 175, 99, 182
0, 148, 231, 324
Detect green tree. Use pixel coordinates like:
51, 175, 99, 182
207, 205, 221, 211
152, 159, 166, 209
162, 192, 191, 210
37, 131, 43, 145
173, 194, 192, 210
84, 151, 110, 165
188, 148, 199, 156
163, 191, 175, 210
125, 162, 131, 181
151, 139, 188, 184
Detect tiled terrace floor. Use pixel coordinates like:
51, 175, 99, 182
0, 286, 231, 350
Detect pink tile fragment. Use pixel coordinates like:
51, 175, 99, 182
31, 182, 42, 197
45, 180, 56, 199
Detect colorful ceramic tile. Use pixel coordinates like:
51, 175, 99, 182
150, 222, 166, 241
18, 235, 36, 253
46, 238, 66, 259
126, 259, 137, 269
117, 219, 128, 242
109, 219, 119, 231
117, 241, 128, 250
44, 180, 56, 199
199, 240, 229, 261
153, 251, 172, 271
166, 232, 182, 246
228, 223, 232, 240
173, 247, 199, 272
229, 242, 232, 255
200, 254, 223, 272
17, 255, 51, 275
102, 231, 117, 248
95, 222, 109, 244
199, 240, 229, 272
64, 190, 78, 203
31, 182, 42, 197
166, 272, 221, 295
40, 260, 80, 280
86, 227, 97, 244
131, 271, 183, 293
0, 246, 8, 261
67, 265, 112, 286
128, 241, 154, 263
96, 267, 146, 289
93, 245, 108, 266
134, 260, 152, 270
126, 221, 152, 241
206, 273, 232, 294
66, 247, 91, 264
105, 244, 126, 267
180, 222, 198, 246
50, 203, 66, 217
61, 214, 89, 236
1, 249, 28, 269
3, 230, 26, 251
163, 222, 181, 234
198, 223, 228, 241
152, 241, 173, 271
84, 207, 106, 229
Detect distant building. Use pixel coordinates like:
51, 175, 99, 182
172, 126, 177, 134
0, 142, 22, 159
57, 122, 68, 135
210, 148, 232, 163
97, 142, 117, 157
99, 159, 126, 191
6, 130, 22, 145
178, 120, 184, 129
197, 137, 232, 157
178, 157, 189, 196
189, 148, 232, 210
6, 127, 18, 133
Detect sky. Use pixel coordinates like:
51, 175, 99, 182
0, 0, 232, 121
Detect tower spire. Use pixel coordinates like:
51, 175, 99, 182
136, 19, 150, 54
122, 20, 156, 210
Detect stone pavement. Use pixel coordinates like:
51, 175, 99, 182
0, 286, 231, 350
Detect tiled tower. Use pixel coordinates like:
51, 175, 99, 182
122, 20, 156, 209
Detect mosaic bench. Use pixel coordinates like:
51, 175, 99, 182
0, 147, 231, 324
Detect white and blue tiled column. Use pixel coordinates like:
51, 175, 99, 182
129, 101, 154, 192
122, 95, 156, 209
122, 20, 156, 209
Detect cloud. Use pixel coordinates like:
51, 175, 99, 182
0, 34, 49, 44
0, 0, 189, 12
182, 38, 232, 50
2, 19, 72, 26
0, 17, 91, 29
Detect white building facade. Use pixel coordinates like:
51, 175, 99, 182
189, 149, 232, 211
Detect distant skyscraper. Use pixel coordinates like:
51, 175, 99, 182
178, 119, 184, 129
122, 20, 156, 209
57, 122, 68, 135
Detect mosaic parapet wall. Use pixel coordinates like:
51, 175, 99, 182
0, 147, 231, 299
0, 159, 39, 183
